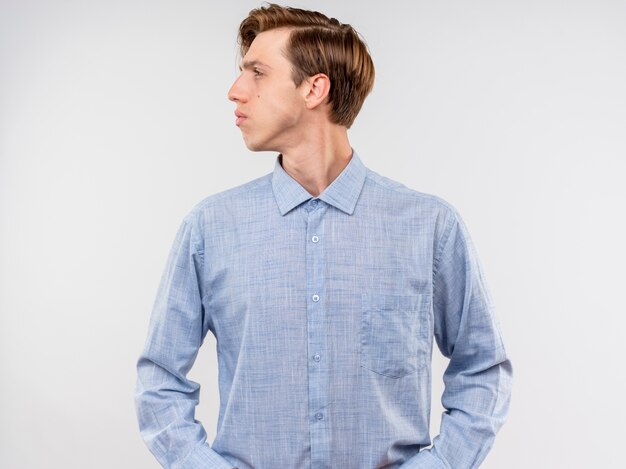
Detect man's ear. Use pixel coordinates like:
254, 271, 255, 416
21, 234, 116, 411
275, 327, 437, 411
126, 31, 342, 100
303, 73, 331, 110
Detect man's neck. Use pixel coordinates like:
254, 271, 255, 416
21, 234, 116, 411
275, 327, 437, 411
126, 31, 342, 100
279, 125, 353, 197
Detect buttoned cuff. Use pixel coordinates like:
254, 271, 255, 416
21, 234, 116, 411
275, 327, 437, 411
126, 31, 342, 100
180, 442, 235, 469
400, 448, 450, 469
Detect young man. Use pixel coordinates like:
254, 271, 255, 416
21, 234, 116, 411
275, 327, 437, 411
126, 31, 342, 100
135, 4, 512, 469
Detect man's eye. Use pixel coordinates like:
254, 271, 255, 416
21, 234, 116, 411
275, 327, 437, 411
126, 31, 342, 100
253, 68, 263, 77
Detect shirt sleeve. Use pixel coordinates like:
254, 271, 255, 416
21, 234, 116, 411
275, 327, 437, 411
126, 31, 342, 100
401, 207, 513, 469
134, 213, 234, 469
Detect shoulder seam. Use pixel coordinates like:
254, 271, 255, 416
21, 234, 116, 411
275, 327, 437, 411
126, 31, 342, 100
189, 172, 273, 214
364, 170, 456, 210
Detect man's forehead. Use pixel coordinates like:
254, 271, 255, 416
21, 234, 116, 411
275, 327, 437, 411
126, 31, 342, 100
240, 28, 290, 66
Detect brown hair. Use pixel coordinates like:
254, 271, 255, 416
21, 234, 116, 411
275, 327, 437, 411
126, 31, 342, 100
238, 3, 375, 128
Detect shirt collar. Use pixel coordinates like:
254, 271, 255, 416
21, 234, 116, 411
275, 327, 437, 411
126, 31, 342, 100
271, 149, 367, 216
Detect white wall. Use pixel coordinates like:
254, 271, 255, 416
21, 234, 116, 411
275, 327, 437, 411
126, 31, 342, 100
1, 1, 624, 468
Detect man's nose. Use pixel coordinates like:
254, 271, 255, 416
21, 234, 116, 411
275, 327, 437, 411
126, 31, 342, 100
227, 75, 247, 102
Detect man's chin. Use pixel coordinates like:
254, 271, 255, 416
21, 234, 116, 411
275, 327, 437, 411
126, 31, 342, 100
243, 138, 273, 153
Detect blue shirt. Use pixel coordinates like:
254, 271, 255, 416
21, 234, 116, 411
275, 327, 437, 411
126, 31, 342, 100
134, 150, 512, 469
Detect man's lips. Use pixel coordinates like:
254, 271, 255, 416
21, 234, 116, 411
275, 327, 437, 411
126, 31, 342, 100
235, 110, 247, 126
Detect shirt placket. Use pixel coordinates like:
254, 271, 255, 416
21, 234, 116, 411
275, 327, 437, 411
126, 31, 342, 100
302, 197, 331, 468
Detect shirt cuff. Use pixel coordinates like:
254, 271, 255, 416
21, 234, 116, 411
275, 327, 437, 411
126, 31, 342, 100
180, 442, 235, 469
400, 448, 450, 469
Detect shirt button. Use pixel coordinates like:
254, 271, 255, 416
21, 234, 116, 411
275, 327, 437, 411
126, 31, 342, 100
312, 294, 320, 302
311, 199, 318, 207
315, 412, 324, 420
311, 235, 319, 243
313, 354, 321, 362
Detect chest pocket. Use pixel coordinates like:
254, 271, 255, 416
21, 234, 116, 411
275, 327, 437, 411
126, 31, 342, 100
360, 293, 431, 379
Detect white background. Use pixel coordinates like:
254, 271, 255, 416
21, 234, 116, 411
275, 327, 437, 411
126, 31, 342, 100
1, 1, 625, 468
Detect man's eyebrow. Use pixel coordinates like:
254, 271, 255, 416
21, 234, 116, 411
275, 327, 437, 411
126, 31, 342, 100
238, 60, 272, 71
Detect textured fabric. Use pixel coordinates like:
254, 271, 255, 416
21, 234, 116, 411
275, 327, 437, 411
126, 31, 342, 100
134, 149, 512, 469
